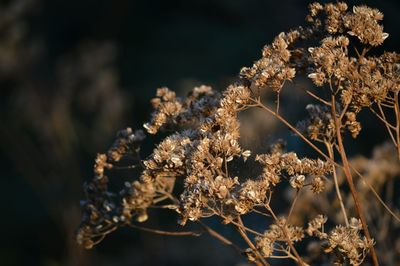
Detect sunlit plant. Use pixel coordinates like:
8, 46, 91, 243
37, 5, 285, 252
76, 2, 400, 265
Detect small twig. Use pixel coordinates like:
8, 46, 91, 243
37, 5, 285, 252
197, 221, 243, 253
250, 97, 330, 160
326, 142, 349, 226
127, 223, 201, 237
252, 208, 271, 218
351, 166, 400, 223
276, 91, 281, 114
265, 205, 305, 266
372, 105, 397, 130
303, 88, 332, 106
338, 102, 350, 121
88, 224, 118, 238
274, 244, 304, 263
380, 102, 396, 108
249, 96, 400, 224
394, 91, 400, 159
331, 95, 379, 266
211, 208, 264, 237
373, 104, 398, 147
112, 165, 138, 170
287, 190, 300, 222
236, 217, 270, 266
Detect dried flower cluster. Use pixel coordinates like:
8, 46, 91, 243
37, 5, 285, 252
239, 31, 299, 92
255, 217, 305, 258
76, 2, 400, 266
77, 128, 145, 248
324, 221, 374, 266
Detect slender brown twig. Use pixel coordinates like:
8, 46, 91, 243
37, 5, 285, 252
265, 205, 306, 266
250, 96, 400, 224
127, 223, 201, 237
236, 217, 270, 266
331, 95, 379, 266
326, 142, 349, 226
197, 221, 243, 254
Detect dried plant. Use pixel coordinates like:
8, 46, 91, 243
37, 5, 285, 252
76, 2, 400, 265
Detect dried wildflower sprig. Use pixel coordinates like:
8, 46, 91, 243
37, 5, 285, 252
76, 2, 400, 265
76, 128, 145, 249
291, 142, 400, 265
325, 219, 375, 266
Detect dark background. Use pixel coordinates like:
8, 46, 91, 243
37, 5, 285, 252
0, 0, 399, 265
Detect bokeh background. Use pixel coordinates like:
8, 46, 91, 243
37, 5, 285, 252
1, 0, 399, 265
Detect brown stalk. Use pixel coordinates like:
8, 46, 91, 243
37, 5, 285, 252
197, 221, 243, 254
373, 104, 397, 149
325, 142, 349, 226
251, 95, 393, 265
264, 205, 306, 266
287, 190, 300, 222
128, 223, 201, 237
351, 166, 400, 223
251, 97, 329, 160
394, 91, 400, 159
294, 83, 331, 106
209, 207, 264, 237
250, 96, 400, 224
331, 95, 379, 266
236, 217, 270, 266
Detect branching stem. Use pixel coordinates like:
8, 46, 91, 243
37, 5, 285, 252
331, 95, 379, 266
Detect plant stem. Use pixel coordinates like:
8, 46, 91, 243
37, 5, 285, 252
128, 223, 201, 236
265, 205, 306, 266
197, 221, 243, 253
394, 91, 400, 160
325, 142, 349, 226
331, 95, 379, 266
236, 217, 270, 266
250, 97, 400, 224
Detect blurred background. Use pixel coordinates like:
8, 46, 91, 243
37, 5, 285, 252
0, 0, 399, 265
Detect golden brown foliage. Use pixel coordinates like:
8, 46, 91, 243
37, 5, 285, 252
77, 2, 400, 265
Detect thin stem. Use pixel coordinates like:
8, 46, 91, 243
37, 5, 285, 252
224, 156, 229, 177
380, 102, 396, 108
265, 205, 305, 266
351, 166, 400, 223
248, 97, 400, 224
339, 102, 350, 121
275, 244, 306, 263
331, 95, 379, 266
209, 207, 264, 237
269, 255, 291, 259
394, 91, 400, 159
127, 223, 201, 237
157, 190, 180, 205
374, 104, 398, 146
305, 89, 332, 106
377, 178, 393, 242
250, 97, 329, 161
293, 81, 331, 106
276, 92, 281, 114
87, 224, 118, 238
359, 46, 371, 59
373, 105, 397, 130
153, 195, 170, 204
287, 190, 300, 222
326, 142, 349, 226
112, 165, 138, 170
236, 217, 270, 266
252, 208, 271, 218
197, 221, 243, 254
149, 204, 179, 209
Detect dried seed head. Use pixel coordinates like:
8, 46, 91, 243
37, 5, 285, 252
290, 175, 306, 189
